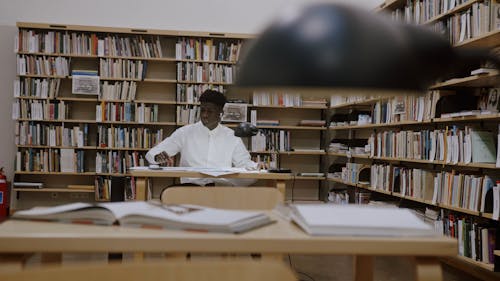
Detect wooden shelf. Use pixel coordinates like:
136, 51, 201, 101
259, 125, 326, 130
13, 188, 94, 193
250, 105, 327, 110
329, 97, 384, 109
455, 29, 500, 49
430, 71, 500, 89
14, 171, 96, 176
294, 176, 326, 180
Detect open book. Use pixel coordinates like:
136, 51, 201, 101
11, 201, 272, 234
290, 204, 435, 237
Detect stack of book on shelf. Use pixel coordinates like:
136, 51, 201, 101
13, 182, 43, 189
256, 120, 279, 126
290, 204, 434, 236
12, 201, 273, 234
301, 97, 327, 107
296, 172, 324, 177
298, 120, 326, 127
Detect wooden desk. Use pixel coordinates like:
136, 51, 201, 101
129, 170, 293, 200
0, 214, 456, 281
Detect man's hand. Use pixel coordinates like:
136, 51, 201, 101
154, 152, 174, 166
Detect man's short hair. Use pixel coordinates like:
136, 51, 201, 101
199, 90, 226, 108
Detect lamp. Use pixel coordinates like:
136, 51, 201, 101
236, 3, 499, 92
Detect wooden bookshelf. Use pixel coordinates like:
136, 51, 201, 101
332, 2, 500, 276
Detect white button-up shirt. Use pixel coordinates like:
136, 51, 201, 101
145, 121, 257, 185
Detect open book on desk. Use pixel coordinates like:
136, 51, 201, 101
129, 166, 249, 177
290, 204, 435, 237
11, 201, 273, 234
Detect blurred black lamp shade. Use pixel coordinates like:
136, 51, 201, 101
236, 3, 499, 92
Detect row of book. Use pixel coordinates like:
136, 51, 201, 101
372, 92, 440, 124
12, 99, 69, 120
370, 164, 498, 213
175, 38, 242, 62
100, 81, 137, 101
95, 151, 146, 174
435, 210, 496, 264
96, 126, 163, 149
99, 35, 163, 58
95, 176, 138, 201
99, 58, 147, 80
15, 147, 154, 174
176, 105, 200, 125
251, 129, 292, 153
252, 92, 303, 107
15, 122, 89, 147
95, 102, 159, 123
251, 154, 278, 170
15, 148, 85, 173
15, 30, 99, 55
14, 78, 61, 99
16, 55, 69, 76
368, 126, 498, 164
176, 62, 234, 83
176, 84, 225, 103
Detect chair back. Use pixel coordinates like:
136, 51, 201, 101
0, 260, 297, 281
161, 186, 283, 210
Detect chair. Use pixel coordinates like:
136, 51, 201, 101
0, 260, 297, 281
160, 186, 284, 261
160, 186, 283, 210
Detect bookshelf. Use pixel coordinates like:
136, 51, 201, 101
12, 22, 331, 209
11, 22, 252, 209
326, 0, 500, 276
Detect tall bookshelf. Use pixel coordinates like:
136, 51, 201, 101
327, 0, 500, 277
11, 22, 330, 210
11, 22, 251, 210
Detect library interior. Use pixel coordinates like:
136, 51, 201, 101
1, 0, 500, 280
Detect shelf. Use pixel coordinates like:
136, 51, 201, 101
425, 0, 481, 25
329, 120, 431, 130
15, 171, 96, 176
16, 145, 96, 150
258, 125, 327, 130
16, 118, 95, 124
177, 80, 231, 85
444, 255, 495, 272
430, 71, 500, 89
17, 74, 67, 79
250, 105, 327, 110
98, 121, 177, 126
95, 147, 150, 151
374, 0, 406, 13
455, 29, 500, 49
13, 188, 94, 193
294, 176, 326, 180
329, 97, 384, 109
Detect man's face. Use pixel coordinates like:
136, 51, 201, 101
200, 102, 222, 130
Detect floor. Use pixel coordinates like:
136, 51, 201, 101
288, 255, 481, 281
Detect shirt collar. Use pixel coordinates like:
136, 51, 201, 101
196, 121, 222, 135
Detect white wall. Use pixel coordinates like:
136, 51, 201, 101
0, 0, 383, 181
0, 0, 383, 32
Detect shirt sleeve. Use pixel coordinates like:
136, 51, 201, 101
145, 128, 184, 164
231, 137, 259, 170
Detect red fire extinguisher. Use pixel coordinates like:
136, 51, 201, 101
0, 167, 9, 218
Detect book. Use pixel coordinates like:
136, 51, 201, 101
12, 201, 273, 234
470, 130, 496, 163
290, 204, 434, 236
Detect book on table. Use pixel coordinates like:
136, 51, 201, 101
290, 204, 435, 236
11, 201, 273, 234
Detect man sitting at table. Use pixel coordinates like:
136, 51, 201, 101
145, 89, 258, 186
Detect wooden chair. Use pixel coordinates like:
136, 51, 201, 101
0, 260, 297, 281
160, 186, 284, 261
160, 186, 283, 210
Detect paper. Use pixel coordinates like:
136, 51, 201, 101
129, 166, 247, 177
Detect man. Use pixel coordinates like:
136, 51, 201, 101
145, 89, 258, 186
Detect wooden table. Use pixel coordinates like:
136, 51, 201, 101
129, 169, 293, 200
0, 214, 456, 281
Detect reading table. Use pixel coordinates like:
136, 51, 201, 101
129, 168, 292, 200
0, 213, 456, 281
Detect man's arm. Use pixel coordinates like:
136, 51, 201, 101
232, 138, 259, 170
145, 129, 184, 164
